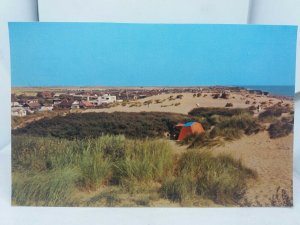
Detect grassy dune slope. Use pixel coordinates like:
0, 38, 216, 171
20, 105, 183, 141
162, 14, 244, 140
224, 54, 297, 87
12, 135, 256, 207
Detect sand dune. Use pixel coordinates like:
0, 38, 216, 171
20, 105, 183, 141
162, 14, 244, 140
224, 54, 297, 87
84, 91, 293, 206
84, 92, 291, 115
211, 132, 293, 206
168, 131, 293, 206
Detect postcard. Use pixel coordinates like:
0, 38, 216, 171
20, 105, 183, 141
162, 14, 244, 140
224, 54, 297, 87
9, 23, 297, 207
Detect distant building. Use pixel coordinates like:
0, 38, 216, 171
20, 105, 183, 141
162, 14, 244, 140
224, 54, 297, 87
23, 101, 41, 111
98, 94, 117, 105
53, 98, 62, 105
79, 100, 94, 108
55, 99, 73, 109
11, 107, 27, 117
72, 95, 83, 101
138, 95, 148, 99
11, 102, 22, 107
71, 100, 80, 109
39, 105, 53, 112
53, 93, 64, 98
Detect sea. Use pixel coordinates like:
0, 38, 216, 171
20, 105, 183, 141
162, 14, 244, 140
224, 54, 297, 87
242, 85, 295, 98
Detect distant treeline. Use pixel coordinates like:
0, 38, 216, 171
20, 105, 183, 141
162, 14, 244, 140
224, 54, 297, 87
12, 112, 208, 139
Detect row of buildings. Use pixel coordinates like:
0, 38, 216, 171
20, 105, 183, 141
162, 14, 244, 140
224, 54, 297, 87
11, 93, 118, 117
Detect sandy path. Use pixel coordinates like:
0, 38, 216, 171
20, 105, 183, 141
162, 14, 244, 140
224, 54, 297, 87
210, 132, 293, 206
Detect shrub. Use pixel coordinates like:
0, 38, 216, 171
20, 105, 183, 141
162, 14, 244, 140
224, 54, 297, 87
212, 94, 219, 99
143, 100, 153, 106
210, 126, 243, 141
218, 114, 260, 132
12, 135, 174, 205
168, 96, 175, 101
268, 120, 293, 139
135, 196, 151, 206
225, 103, 233, 107
12, 135, 75, 171
270, 186, 293, 207
13, 112, 203, 139
12, 168, 80, 206
220, 93, 229, 99
12, 135, 116, 189
77, 151, 112, 189
129, 102, 142, 107
185, 108, 260, 145
182, 133, 223, 149
210, 114, 261, 140
248, 105, 256, 111
12, 134, 257, 206
86, 191, 121, 207
161, 176, 196, 202
189, 107, 252, 118
154, 99, 163, 104
161, 151, 256, 204
259, 106, 289, 120
100, 135, 126, 160
113, 139, 173, 185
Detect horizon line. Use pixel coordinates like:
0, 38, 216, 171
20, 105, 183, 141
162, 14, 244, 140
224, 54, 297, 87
11, 84, 295, 88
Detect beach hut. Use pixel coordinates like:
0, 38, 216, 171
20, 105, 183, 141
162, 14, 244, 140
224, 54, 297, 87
175, 121, 204, 141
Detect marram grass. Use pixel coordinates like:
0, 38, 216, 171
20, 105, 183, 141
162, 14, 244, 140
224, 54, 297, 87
12, 135, 256, 206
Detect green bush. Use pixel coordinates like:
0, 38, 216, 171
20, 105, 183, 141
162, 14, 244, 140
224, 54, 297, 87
12, 134, 257, 206
248, 105, 257, 111
268, 120, 293, 139
161, 151, 256, 204
189, 107, 252, 118
12, 135, 174, 194
259, 106, 290, 121
215, 113, 259, 139
225, 103, 233, 107
13, 112, 208, 139
77, 151, 112, 189
183, 133, 223, 149
161, 176, 196, 202
113, 139, 173, 185
210, 126, 243, 141
12, 168, 80, 206
179, 111, 261, 148
216, 114, 261, 135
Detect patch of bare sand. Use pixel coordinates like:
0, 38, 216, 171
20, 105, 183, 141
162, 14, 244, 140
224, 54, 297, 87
209, 132, 293, 206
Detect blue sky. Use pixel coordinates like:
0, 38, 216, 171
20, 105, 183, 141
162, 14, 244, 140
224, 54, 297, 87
9, 23, 297, 87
